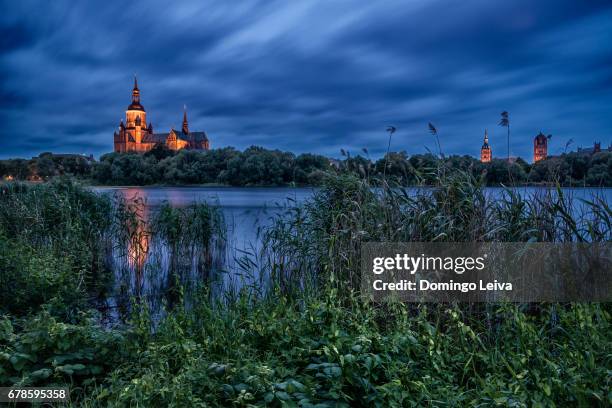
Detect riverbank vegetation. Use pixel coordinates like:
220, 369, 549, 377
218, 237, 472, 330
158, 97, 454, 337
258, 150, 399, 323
2, 145, 611, 187
0, 171, 610, 406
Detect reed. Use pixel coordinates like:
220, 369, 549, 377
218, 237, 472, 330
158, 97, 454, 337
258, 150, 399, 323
260, 168, 611, 294
0, 176, 610, 407
0, 179, 226, 321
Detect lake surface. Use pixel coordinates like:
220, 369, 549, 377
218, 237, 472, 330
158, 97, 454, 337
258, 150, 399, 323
91, 185, 611, 319
93, 185, 612, 254
93, 186, 316, 261
93, 187, 316, 313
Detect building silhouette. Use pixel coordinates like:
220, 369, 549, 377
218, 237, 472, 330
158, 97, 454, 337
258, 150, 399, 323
577, 142, 611, 155
113, 77, 210, 153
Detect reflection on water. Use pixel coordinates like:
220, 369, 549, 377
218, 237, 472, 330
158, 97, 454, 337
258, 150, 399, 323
94, 186, 315, 279
99, 187, 307, 322
93, 185, 611, 320
124, 192, 149, 290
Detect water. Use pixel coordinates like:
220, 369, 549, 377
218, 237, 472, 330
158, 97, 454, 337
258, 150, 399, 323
91, 185, 611, 319
93, 186, 316, 259
92, 186, 315, 319
93, 185, 611, 264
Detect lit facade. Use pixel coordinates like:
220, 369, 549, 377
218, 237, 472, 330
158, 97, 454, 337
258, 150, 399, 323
480, 129, 492, 163
113, 78, 210, 153
533, 132, 549, 162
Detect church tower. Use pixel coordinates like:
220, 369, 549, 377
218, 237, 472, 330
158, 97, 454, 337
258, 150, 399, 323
533, 132, 550, 162
125, 76, 148, 146
480, 129, 492, 163
182, 105, 189, 135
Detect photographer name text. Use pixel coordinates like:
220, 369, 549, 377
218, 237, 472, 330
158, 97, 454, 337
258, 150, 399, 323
371, 254, 512, 292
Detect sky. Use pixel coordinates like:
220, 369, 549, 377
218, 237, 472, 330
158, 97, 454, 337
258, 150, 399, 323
1, 0, 611, 160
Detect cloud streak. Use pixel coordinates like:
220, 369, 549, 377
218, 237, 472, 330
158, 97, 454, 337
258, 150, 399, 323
1, 0, 611, 160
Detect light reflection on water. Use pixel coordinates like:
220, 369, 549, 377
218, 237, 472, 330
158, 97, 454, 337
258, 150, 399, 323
94, 186, 316, 267
94, 185, 611, 270
93, 186, 315, 321
92, 185, 610, 320
124, 191, 149, 283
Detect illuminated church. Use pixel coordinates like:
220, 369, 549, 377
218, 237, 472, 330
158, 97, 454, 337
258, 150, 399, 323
480, 129, 491, 163
113, 78, 210, 153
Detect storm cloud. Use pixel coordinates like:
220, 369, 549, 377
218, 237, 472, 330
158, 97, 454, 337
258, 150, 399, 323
1, 0, 611, 159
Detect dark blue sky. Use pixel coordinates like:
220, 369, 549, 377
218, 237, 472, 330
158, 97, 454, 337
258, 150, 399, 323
1, 0, 611, 160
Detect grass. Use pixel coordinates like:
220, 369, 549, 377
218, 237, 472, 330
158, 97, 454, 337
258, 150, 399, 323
0, 172, 610, 407
259, 170, 611, 293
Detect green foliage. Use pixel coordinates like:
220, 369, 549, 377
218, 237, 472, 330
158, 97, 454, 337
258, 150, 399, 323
92, 146, 332, 187
0, 175, 610, 406
0, 236, 86, 317
295, 154, 332, 185
1, 291, 609, 406
0, 180, 114, 318
262, 170, 611, 293
78, 295, 610, 407
529, 152, 612, 186
220, 146, 296, 186
0, 154, 93, 181
92, 152, 160, 185
0, 312, 125, 391
2, 148, 610, 186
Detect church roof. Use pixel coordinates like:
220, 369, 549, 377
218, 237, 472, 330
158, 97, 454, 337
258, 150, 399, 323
181, 131, 209, 142
141, 131, 209, 144
141, 133, 167, 144
127, 102, 145, 111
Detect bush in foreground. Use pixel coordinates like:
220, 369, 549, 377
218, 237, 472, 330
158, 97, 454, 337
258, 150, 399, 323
0, 176, 610, 406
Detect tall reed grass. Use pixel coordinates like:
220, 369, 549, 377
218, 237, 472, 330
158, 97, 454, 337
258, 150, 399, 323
260, 169, 611, 293
0, 174, 610, 407
0, 179, 226, 321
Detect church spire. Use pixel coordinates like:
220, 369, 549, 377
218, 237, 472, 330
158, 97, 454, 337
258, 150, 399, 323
480, 129, 491, 163
132, 75, 140, 104
182, 105, 189, 134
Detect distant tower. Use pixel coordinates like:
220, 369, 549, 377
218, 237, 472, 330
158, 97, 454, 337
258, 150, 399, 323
533, 132, 550, 162
182, 105, 189, 135
594, 142, 601, 153
480, 129, 492, 163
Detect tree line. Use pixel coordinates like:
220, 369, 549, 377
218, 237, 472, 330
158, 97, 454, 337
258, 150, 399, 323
1, 145, 611, 186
